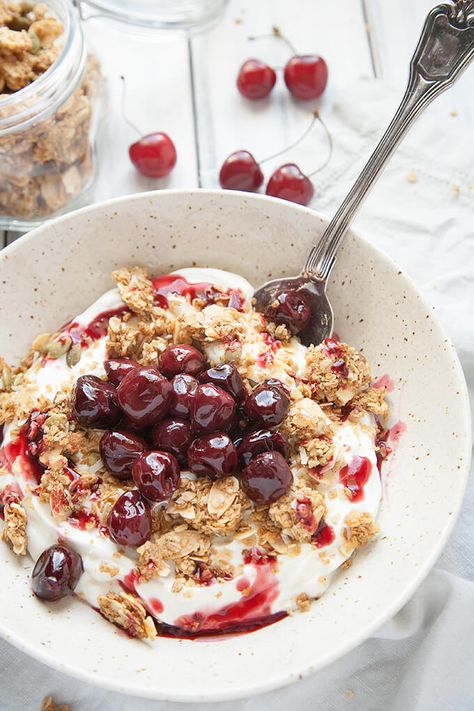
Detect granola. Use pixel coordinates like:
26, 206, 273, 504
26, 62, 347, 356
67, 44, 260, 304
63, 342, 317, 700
0, 266, 391, 637
0, 2, 100, 220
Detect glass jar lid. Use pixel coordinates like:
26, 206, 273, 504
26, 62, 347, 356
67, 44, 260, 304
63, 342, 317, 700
79, 0, 228, 31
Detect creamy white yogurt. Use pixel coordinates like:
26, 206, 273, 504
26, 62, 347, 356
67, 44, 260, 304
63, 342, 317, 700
0, 268, 382, 633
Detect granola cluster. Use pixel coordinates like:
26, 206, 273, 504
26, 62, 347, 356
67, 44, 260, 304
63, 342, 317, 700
0, 266, 389, 638
0, 1, 100, 220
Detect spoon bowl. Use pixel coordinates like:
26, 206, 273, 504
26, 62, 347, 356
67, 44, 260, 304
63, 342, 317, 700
253, 275, 333, 346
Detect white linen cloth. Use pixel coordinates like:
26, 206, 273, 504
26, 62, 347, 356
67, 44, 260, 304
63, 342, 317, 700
0, 78, 472, 711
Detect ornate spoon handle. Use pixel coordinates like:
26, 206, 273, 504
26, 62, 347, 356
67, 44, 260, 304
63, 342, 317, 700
304, 1, 474, 281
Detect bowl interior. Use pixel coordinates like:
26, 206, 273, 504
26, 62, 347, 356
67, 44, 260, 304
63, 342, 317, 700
0, 190, 470, 702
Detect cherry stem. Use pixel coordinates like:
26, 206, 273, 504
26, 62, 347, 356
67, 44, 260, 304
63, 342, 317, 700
308, 111, 333, 177
120, 75, 142, 137
260, 109, 332, 171
248, 25, 298, 56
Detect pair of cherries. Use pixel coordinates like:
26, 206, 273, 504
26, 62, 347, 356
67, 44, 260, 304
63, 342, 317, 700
219, 107, 331, 206
237, 27, 328, 102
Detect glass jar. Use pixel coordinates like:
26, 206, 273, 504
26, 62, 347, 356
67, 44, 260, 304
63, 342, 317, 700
0, 0, 102, 231
78, 0, 229, 32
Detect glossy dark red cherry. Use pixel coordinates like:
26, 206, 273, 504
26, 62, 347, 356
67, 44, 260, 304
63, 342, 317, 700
129, 132, 177, 178
237, 58, 276, 100
31, 544, 83, 601
192, 383, 236, 434
244, 379, 290, 427
200, 364, 246, 402
219, 151, 264, 192
151, 418, 192, 463
169, 374, 198, 419
265, 289, 311, 334
266, 163, 314, 206
238, 429, 289, 467
107, 490, 152, 546
72, 375, 120, 429
188, 433, 237, 479
100, 430, 147, 479
241, 451, 293, 504
104, 358, 138, 387
160, 344, 206, 378
117, 366, 171, 427
284, 55, 328, 100
132, 450, 180, 502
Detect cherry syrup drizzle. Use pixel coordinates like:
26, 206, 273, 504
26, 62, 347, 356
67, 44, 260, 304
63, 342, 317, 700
152, 274, 245, 311
312, 520, 335, 548
62, 307, 129, 347
339, 455, 372, 502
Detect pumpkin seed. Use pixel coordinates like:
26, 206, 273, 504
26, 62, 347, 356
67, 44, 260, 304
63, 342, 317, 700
47, 335, 72, 359
31, 332, 51, 354
8, 15, 31, 30
1, 365, 12, 390
28, 29, 41, 54
66, 343, 82, 368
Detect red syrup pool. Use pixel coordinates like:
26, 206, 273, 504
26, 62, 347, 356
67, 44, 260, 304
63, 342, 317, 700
152, 273, 246, 311
339, 456, 372, 502
0, 423, 44, 485
312, 520, 335, 548
167, 564, 283, 637
62, 306, 129, 347
373, 374, 394, 392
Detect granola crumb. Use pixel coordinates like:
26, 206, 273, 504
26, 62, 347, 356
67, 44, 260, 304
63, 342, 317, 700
296, 592, 311, 612
98, 592, 157, 640
2, 498, 27, 555
344, 511, 379, 547
41, 697, 72, 711
406, 171, 418, 183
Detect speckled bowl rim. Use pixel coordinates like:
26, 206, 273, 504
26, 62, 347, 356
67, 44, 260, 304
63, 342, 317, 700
0, 189, 471, 702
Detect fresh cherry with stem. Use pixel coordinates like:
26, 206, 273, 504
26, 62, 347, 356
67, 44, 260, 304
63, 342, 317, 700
219, 109, 332, 197
266, 109, 333, 206
121, 75, 177, 179
247, 26, 328, 101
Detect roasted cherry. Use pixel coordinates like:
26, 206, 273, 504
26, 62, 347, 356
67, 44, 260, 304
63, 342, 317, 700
241, 451, 293, 504
99, 430, 147, 479
237, 58, 276, 100
188, 433, 237, 479
200, 364, 246, 402
72, 375, 120, 429
265, 289, 311, 334
192, 383, 236, 434
244, 379, 290, 426
132, 451, 180, 502
104, 358, 138, 386
169, 373, 198, 418
238, 429, 289, 467
219, 150, 264, 192
160, 344, 206, 379
107, 490, 151, 546
31, 544, 83, 601
151, 418, 192, 463
116, 366, 171, 427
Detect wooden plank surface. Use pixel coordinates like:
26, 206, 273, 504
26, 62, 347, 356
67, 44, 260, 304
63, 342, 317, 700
2, 0, 473, 250
190, 0, 374, 189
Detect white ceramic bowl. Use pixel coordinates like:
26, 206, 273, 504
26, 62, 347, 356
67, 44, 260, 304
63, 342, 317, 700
0, 190, 471, 702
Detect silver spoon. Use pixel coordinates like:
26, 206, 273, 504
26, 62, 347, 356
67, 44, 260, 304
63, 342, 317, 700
254, 1, 474, 346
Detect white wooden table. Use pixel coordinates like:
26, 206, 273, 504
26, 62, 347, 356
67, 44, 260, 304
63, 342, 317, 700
1, 0, 472, 249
